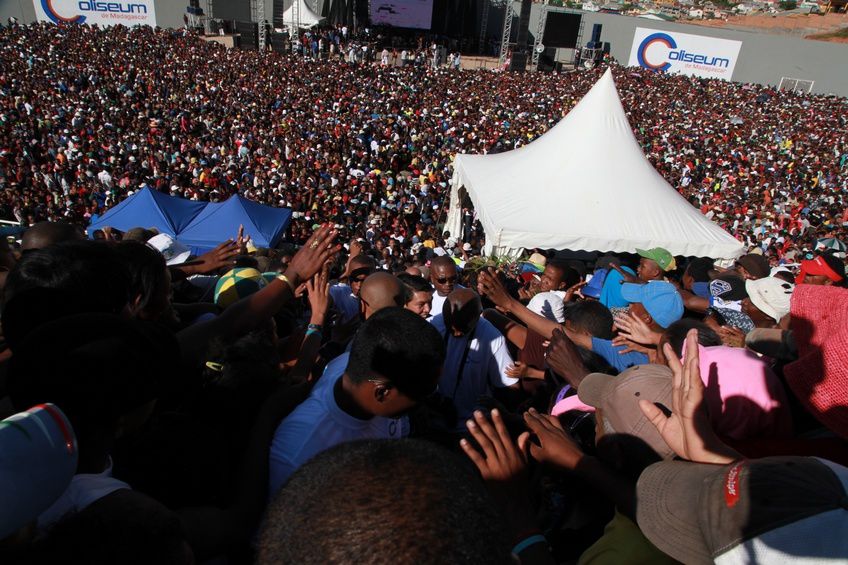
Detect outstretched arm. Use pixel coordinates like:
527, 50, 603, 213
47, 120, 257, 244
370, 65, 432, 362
178, 226, 339, 368
477, 269, 560, 340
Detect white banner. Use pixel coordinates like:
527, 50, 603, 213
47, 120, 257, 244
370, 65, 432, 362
628, 27, 742, 80
33, 0, 157, 27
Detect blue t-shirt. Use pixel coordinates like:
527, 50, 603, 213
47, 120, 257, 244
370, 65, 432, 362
591, 337, 649, 373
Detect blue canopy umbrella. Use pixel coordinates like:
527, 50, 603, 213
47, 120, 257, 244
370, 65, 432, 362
87, 187, 206, 237
177, 194, 292, 254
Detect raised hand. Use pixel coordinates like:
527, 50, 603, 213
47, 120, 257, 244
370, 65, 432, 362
192, 239, 241, 274
286, 225, 340, 287
522, 408, 584, 470
306, 263, 330, 325
236, 224, 251, 255
638, 329, 740, 464
477, 268, 514, 312
563, 280, 587, 302
460, 409, 528, 483
545, 328, 588, 389
614, 310, 661, 346
348, 238, 363, 258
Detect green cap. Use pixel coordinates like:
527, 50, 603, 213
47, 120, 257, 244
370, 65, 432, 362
636, 248, 676, 272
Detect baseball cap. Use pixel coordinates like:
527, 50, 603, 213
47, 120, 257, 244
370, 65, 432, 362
735, 254, 770, 279
527, 291, 565, 323
745, 277, 794, 322
620, 282, 684, 329
636, 456, 848, 564
582, 268, 608, 300
577, 364, 675, 459
0, 404, 78, 539
709, 275, 747, 302
147, 233, 191, 266
796, 255, 845, 284
600, 266, 636, 309
636, 248, 676, 272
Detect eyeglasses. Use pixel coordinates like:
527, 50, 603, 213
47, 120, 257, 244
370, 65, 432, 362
436, 276, 457, 284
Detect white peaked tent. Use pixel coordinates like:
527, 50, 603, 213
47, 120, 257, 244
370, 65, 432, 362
282, 0, 324, 29
445, 69, 744, 260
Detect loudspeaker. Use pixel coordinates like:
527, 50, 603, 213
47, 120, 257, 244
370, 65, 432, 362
235, 20, 258, 50
537, 47, 557, 72
510, 0, 533, 73
270, 32, 288, 52
509, 51, 529, 71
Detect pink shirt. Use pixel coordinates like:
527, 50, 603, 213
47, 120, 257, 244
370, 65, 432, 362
551, 345, 792, 441
695, 345, 792, 440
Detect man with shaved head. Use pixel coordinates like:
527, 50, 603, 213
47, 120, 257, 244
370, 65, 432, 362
359, 272, 408, 320
311, 272, 409, 399
429, 288, 519, 429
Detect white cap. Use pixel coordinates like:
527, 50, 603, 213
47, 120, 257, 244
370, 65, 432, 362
527, 292, 566, 323
147, 233, 191, 266
745, 277, 794, 322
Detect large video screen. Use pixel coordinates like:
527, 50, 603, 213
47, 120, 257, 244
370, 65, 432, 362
370, 0, 434, 30
543, 12, 582, 49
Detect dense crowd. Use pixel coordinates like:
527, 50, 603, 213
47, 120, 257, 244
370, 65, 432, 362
1, 23, 846, 262
1, 20, 848, 565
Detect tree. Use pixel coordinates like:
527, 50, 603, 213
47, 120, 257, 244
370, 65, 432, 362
779, 0, 797, 9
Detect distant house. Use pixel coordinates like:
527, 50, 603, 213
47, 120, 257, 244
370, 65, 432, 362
688, 7, 705, 17
733, 3, 757, 13
639, 10, 678, 18
582, 0, 601, 11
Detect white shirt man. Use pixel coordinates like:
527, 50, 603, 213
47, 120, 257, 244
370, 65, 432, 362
429, 315, 517, 429
97, 169, 113, 188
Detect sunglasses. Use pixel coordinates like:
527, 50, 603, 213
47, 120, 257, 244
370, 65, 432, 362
436, 276, 457, 284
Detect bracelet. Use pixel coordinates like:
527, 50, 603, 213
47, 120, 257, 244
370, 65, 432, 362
511, 528, 542, 546
276, 274, 295, 292
511, 534, 547, 555
305, 328, 322, 338
307, 323, 323, 331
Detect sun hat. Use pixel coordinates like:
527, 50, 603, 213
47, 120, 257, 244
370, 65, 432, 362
636, 456, 848, 565
577, 364, 676, 459
582, 268, 608, 300
745, 277, 794, 322
526, 291, 566, 323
